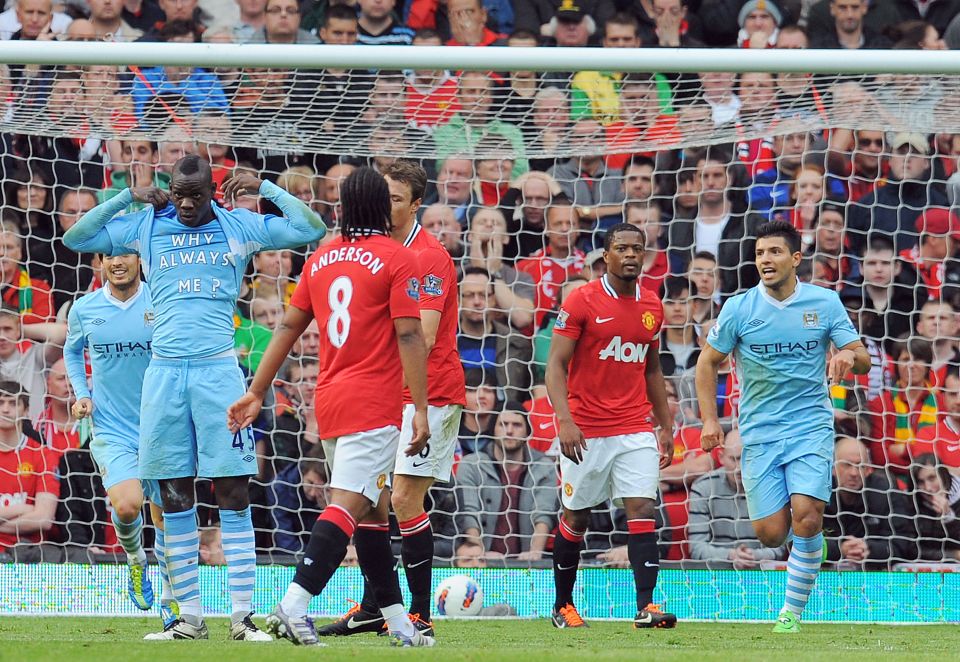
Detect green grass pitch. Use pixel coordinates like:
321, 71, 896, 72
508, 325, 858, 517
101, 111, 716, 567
1, 617, 959, 662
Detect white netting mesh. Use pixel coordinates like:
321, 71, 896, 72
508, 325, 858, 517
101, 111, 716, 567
0, 43, 958, 587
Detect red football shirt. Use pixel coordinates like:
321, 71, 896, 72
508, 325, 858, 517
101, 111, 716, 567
516, 247, 586, 329
290, 234, 422, 439
915, 417, 960, 468
401, 223, 466, 407
0, 437, 60, 551
552, 275, 664, 438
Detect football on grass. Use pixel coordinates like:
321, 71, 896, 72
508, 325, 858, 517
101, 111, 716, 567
434, 574, 484, 617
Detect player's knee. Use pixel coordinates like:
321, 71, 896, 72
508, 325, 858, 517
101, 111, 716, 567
213, 477, 251, 511
112, 499, 143, 523
390, 485, 426, 521
756, 528, 788, 548
791, 510, 823, 538
561, 508, 590, 532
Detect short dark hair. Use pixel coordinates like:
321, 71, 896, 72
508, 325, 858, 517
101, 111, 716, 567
903, 336, 934, 364
0, 304, 20, 321
865, 234, 896, 255
383, 160, 427, 202
159, 20, 200, 42
299, 457, 328, 482
414, 28, 441, 41
943, 362, 960, 385
605, 12, 639, 36
0, 380, 28, 409
461, 266, 491, 282
173, 154, 209, 178
692, 250, 717, 264
911, 453, 953, 494
604, 222, 645, 251
755, 220, 802, 254
498, 400, 530, 438
625, 154, 655, 172
325, 3, 358, 25
508, 28, 539, 42
664, 275, 697, 299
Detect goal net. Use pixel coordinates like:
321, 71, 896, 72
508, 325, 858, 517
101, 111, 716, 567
1, 41, 959, 622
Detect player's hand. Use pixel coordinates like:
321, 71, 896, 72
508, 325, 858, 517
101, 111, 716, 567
700, 418, 724, 451
222, 173, 263, 204
227, 391, 263, 433
558, 419, 587, 464
828, 349, 856, 384
129, 186, 170, 209
405, 408, 430, 456
71, 397, 93, 419
657, 428, 674, 469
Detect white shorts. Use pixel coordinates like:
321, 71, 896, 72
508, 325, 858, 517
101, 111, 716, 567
394, 404, 463, 481
559, 432, 660, 510
321, 425, 400, 505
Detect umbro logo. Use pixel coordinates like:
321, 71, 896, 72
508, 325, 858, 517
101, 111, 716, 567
91, 318, 106, 326
747, 319, 764, 327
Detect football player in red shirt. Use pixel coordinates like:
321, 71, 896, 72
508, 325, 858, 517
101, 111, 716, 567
228, 167, 433, 648
546, 223, 677, 630
321, 161, 465, 639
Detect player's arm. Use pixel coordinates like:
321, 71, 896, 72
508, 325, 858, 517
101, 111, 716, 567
63, 308, 92, 418
224, 174, 326, 248
0, 492, 57, 535
228, 303, 314, 432
545, 334, 587, 464
395, 316, 431, 456
62, 189, 164, 253
644, 348, 675, 470
421, 309, 441, 352
828, 339, 871, 383
695, 343, 729, 451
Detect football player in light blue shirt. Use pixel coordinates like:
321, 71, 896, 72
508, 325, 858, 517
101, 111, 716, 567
696, 220, 870, 634
64, 155, 326, 641
64, 253, 176, 627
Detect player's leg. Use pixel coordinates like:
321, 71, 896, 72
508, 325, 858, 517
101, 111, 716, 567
106, 479, 154, 609
148, 499, 179, 630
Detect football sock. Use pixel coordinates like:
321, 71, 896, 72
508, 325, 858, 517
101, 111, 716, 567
381, 603, 415, 637
220, 507, 257, 624
354, 521, 405, 617
285, 505, 356, 618
553, 516, 585, 610
399, 512, 434, 620
627, 519, 659, 610
112, 511, 146, 565
783, 532, 823, 617
164, 507, 202, 625
154, 527, 174, 605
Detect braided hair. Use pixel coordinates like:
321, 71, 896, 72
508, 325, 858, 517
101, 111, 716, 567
338, 166, 392, 240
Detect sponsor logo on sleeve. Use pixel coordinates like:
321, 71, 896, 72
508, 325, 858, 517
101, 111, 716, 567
422, 274, 444, 296
555, 310, 569, 329
406, 278, 420, 301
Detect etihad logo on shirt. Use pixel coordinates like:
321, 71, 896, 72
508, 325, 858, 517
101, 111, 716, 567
91, 340, 152, 355
598, 336, 650, 363
750, 340, 821, 355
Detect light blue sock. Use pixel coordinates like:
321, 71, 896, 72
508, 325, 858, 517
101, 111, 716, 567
783, 532, 823, 617
164, 507, 202, 624
154, 528, 174, 605
111, 512, 146, 564
220, 508, 257, 623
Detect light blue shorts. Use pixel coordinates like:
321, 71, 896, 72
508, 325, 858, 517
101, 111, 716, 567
139, 355, 257, 480
742, 431, 834, 521
89, 433, 161, 504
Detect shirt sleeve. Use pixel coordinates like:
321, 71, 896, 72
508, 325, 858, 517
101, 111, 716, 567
289, 262, 313, 314
551, 288, 585, 341
63, 191, 145, 255
64, 305, 91, 401
249, 180, 327, 249
389, 248, 423, 320
706, 297, 740, 355
37, 448, 61, 497
828, 291, 861, 349
417, 246, 454, 313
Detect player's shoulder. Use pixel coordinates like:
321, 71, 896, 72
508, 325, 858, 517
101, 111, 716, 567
638, 286, 664, 310
562, 279, 602, 308
799, 282, 842, 305
70, 287, 107, 315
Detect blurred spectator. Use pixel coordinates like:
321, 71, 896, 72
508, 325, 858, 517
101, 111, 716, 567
0, 380, 59, 560
132, 21, 229, 120
458, 368, 498, 455
541, 0, 595, 47
466, 207, 536, 329
4, 166, 56, 284
824, 436, 913, 569
0, 221, 54, 324
528, 87, 569, 168
810, 0, 891, 49
737, 0, 782, 48
425, 158, 474, 224
421, 203, 465, 260
916, 365, 960, 468
156, 129, 199, 176
659, 276, 699, 377
624, 202, 667, 293
404, 30, 461, 132
473, 147, 515, 206
770, 164, 826, 244
803, 200, 851, 289
915, 299, 960, 383
32, 357, 78, 457
455, 402, 558, 560
569, 13, 639, 125
905, 453, 960, 562
687, 430, 786, 566
735, 72, 778, 173
444, 0, 507, 46
275, 166, 316, 207
747, 129, 811, 213
826, 129, 887, 202
314, 162, 355, 227
514, 0, 613, 39
457, 268, 533, 400
250, 249, 297, 305
100, 138, 170, 207
48, 189, 98, 312
774, 23, 808, 49
249, 290, 284, 330
687, 250, 720, 323
678, 318, 734, 432
646, 0, 703, 47
502, 170, 561, 258
851, 236, 916, 344
268, 457, 327, 554
141, 0, 209, 39
194, 113, 236, 199
434, 71, 529, 177
88, 0, 144, 40
233, 0, 266, 41
623, 155, 656, 204
606, 74, 682, 168
498, 30, 539, 135
516, 197, 585, 328
899, 209, 960, 301
891, 0, 960, 36
357, 0, 414, 44
1, 0, 69, 42
55, 435, 117, 558
806, 0, 901, 41
0, 302, 66, 421
848, 132, 948, 254
290, 319, 319, 359
247, 0, 319, 43
837, 287, 895, 405
121, 0, 166, 33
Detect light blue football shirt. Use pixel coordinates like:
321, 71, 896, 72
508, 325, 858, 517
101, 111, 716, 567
706, 282, 860, 446
64, 281, 154, 443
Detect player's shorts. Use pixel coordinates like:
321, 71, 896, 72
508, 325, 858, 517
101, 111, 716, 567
559, 431, 660, 510
139, 355, 257, 480
393, 404, 463, 481
321, 425, 400, 505
741, 430, 834, 521
89, 433, 161, 504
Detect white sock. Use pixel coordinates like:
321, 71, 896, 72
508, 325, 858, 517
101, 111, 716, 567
381, 603, 414, 637
279, 581, 313, 619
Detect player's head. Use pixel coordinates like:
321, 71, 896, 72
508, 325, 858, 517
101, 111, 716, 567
102, 253, 141, 291
0, 305, 21, 360
754, 220, 802, 289
603, 222, 645, 282
338, 166, 392, 240
170, 154, 215, 227
383, 160, 427, 230
0, 380, 26, 430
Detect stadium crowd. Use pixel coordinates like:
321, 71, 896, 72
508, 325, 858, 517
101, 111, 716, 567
1, 0, 960, 571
